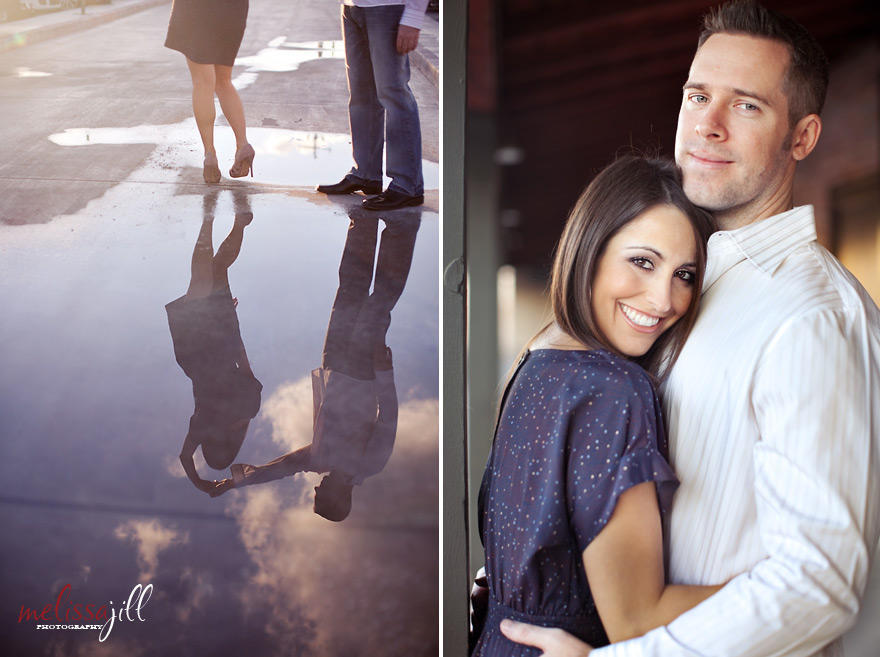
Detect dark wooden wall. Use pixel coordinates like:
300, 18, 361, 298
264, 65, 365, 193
483, 0, 879, 270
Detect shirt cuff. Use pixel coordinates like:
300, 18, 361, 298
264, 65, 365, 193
591, 640, 645, 657
592, 626, 710, 657
400, 8, 424, 29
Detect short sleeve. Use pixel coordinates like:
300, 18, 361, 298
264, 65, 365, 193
566, 373, 678, 552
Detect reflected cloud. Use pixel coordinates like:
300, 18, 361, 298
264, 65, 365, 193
261, 375, 314, 453
114, 519, 189, 583
225, 395, 438, 655
175, 567, 216, 623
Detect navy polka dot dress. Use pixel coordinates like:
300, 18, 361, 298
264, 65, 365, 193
474, 349, 678, 656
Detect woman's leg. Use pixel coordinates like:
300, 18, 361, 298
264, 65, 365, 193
186, 192, 218, 298
186, 58, 217, 156
214, 65, 248, 149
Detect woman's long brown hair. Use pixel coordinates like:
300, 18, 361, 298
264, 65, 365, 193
501, 155, 714, 399
549, 156, 714, 380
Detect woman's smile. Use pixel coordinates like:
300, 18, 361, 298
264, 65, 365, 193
591, 204, 698, 357
618, 302, 663, 331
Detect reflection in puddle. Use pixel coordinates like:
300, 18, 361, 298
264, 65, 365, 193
235, 39, 345, 73
14, 67, 51, 78
209, 208, 422, 524
114, 519, 189, 583
232, 38, 344, 91
0, 181, 438, 653
48, 123, 440, 190
4, 37, 437, 644
170, 189, 262, 496
49, 124, 179, 147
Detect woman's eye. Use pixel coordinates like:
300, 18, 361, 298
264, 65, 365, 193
676, 269, 695, 284
630, 257, 653, 270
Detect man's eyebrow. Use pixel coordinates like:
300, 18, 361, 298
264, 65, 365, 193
683, 81, 774, 107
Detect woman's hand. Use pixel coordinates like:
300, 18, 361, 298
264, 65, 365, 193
499, 620, 593, 656
193, 477, 233, 497
207, 478, 235, 497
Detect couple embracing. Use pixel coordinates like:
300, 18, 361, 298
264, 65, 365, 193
474, 2, 880, 657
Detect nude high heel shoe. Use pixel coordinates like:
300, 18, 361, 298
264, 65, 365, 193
229, 143, 255, 178
203, 152, 221, 183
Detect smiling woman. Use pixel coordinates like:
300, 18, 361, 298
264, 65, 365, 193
546, 156, 713, 379
591, 205, 698, 358
470, 156, 716, 657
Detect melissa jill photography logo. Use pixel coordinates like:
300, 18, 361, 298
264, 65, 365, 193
17, 582, 153, 642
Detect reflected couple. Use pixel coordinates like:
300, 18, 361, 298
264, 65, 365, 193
221, 207, 421, 522
168, 189, 261, 497
169, 192, 422, 522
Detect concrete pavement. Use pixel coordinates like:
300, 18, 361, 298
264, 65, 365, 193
0, 0, 439, 222
0, 0, 170, 52
0, 0, 440, 89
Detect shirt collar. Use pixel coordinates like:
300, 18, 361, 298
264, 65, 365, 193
703, 205, 817, 290
726, 205, 817, 273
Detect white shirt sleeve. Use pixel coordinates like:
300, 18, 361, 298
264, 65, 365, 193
400, 0, 429, 30
594, 308, 880, 657
352, 368, 398, 484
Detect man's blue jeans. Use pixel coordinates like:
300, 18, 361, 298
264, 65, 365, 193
342, 4, 424, 197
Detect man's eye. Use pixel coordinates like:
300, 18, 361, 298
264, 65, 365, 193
737, 102, 759, 111
689, 94, 709, 104
630, 257, 654, 270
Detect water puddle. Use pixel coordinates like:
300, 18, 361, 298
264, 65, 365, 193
232, 37, 344, 90
235, 38, 345, 73
42, 34, 436, 191
14, 67, 51, 78
48, 123, 439, 190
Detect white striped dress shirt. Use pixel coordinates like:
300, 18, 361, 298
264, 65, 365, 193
343, 0, 429, 29
594, 205, 880, 657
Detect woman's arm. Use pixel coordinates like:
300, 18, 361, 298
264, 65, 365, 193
179, 433, 234, 496
583, 481, 722, 643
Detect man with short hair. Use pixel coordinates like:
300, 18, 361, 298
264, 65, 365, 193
216, 213, 420, 521
317, 0, 428, 211
500, 2, 880, 655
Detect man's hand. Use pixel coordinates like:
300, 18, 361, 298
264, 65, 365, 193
396, 25, 420, 54
499, 620, 593, 657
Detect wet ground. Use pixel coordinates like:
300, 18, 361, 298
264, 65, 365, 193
0, 1, 438, 655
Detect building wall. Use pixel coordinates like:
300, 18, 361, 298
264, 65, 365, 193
794, 41, 880, 304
